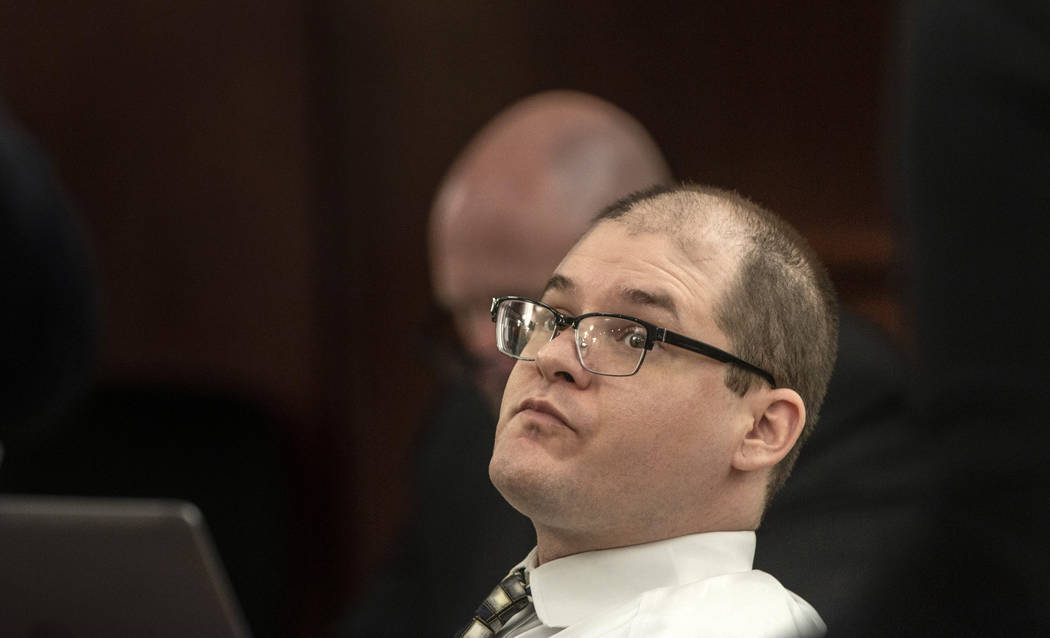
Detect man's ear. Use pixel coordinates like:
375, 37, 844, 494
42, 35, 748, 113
731, 388, 806, 472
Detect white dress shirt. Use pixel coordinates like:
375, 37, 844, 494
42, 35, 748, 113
500, 531, 825, 638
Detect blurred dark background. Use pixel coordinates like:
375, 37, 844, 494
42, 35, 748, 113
0, 2, 900, 636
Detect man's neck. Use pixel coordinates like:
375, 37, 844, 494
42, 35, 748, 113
529, 477, 766, 565
533, 520, 757, 566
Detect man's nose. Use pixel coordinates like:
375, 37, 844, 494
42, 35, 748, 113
534, 326, 591, 387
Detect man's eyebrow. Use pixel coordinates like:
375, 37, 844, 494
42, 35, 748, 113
542, 276, 678, 319
543, 274, 575, 295
620, 287, 679, 319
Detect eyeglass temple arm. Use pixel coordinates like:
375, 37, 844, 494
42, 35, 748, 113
656, 328, 777, 387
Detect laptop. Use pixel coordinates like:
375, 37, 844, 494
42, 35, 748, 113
0, 495, 252, 638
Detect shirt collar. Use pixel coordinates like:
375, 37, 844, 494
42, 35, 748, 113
518, 531, 756, 629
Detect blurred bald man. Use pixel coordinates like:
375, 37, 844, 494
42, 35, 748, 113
429, 91, 671, 411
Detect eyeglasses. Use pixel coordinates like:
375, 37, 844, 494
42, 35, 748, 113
490, 296, 776, 386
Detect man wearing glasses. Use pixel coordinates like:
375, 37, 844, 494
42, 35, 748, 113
459, 184, 834, 637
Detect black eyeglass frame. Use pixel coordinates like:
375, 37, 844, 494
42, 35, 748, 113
490, 296, 776, 387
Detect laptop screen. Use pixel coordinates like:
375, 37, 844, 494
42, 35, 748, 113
0, 496, 252, 638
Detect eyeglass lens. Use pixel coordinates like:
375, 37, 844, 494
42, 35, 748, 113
495, 299, 649, 376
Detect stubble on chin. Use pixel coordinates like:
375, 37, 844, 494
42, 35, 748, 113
489, 451, 586, 529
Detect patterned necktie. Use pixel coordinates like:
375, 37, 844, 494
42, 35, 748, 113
454, 567, 533, 638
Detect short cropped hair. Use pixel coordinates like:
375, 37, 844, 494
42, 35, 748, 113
594, 184, 839, 501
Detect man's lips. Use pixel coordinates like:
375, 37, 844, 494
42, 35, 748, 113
517, 398, 574, 432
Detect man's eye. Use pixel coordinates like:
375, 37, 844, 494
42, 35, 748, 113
622, 330, 646, 349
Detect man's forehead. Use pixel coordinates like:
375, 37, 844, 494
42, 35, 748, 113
543, 273, 681, 319
543, 219, 742, 321
569, 214, 733, 267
